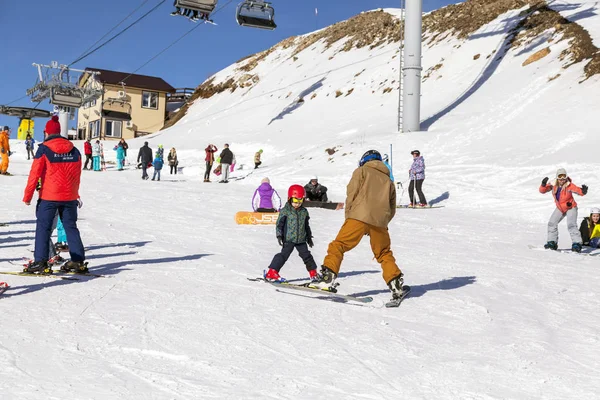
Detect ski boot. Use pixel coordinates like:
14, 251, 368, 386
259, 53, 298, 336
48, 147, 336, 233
264, 268, 286, 283
60, 261, 89, 274
23, 260, 52, 274
308, 266, 337, 291
571, 242, 583, 253
544, 241, 558, 250
54, 242, 69, 253
388, 274, 406, 300
309, 269, 320, 282
48, 254, 66, 266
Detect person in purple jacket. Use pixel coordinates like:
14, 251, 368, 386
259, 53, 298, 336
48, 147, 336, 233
408, 149, 428, 207
252, 178, 282, 212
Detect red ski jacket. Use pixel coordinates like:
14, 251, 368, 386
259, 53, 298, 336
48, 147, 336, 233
539, 177, 584, 214
23, 135, 82, 203
84, 141, 92, 155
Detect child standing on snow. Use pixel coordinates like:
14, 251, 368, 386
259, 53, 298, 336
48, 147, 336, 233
252, 177, 282, 212
408, 150, 427, 207
540, 167, 588, 252
152, 156, 163, 181
114, 143, 125, 171
264, 184, 319, 282
579, 207, 600, 248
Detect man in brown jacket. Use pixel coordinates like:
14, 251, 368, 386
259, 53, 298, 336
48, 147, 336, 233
310, 150, 406, 300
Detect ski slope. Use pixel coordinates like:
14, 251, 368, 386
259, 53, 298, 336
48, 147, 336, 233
2, 4, 600, 399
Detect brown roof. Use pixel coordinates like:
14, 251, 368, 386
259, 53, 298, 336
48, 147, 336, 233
86, 67, 176, 93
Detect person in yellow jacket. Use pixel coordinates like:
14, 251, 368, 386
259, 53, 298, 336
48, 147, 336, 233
254, 149, 263, 169
310, 149, 406, 302
579, 207, 600, 248
0, 126, 11, 175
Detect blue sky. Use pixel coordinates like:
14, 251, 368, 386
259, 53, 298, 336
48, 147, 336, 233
0, 0, 456, 137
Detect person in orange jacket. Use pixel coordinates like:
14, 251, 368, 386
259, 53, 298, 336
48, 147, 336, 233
0, 126, 11, 175
539, 167, 588, 252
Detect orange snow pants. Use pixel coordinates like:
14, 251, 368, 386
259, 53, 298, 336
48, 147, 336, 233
323, 218, 402, 284
0, 152, 8, 174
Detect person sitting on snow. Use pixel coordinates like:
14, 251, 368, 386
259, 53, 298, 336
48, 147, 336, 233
252, 178, 282, 213
304, 176, 328, 202
579, 207, 600, 248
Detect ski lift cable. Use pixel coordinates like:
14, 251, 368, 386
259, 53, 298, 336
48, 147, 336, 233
120, 0, 235, 84
72, 0, 152, 65
69, 0, 168, 67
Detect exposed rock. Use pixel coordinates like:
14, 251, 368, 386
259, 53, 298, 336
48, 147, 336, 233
522, 47, 551, 66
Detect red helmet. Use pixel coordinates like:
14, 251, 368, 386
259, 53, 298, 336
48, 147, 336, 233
287, 184, 305, 200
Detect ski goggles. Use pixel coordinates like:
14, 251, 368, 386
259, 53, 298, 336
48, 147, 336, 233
557, 174, 567, 179
291, 197, 304, 204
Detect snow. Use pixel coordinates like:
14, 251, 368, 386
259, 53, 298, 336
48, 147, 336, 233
549, 0, 600, 47
2, 5, 600, 399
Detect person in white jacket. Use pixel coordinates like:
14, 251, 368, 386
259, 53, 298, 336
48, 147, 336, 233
92, 140, 102, 171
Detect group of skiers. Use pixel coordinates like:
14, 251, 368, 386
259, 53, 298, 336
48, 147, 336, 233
203, 143, 264, 183
135, 142, 178, 181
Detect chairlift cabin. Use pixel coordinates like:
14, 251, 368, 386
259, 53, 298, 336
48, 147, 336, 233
236, 1, 276, 30
175, 0, 218, 14
101, 98, 132, 122
50, 86, 84, 108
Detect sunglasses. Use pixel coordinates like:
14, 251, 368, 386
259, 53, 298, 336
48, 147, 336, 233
291, 197, 304, 204
557, 174, 567, 179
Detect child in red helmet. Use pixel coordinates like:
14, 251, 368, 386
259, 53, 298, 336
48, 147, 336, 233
264, 184, 319, 282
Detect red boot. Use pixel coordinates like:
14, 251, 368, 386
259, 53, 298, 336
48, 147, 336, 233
264, 268, 286, 282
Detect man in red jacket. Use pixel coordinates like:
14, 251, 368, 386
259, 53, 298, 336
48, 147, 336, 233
83, 139, 92, 170
22, 115, 87, 274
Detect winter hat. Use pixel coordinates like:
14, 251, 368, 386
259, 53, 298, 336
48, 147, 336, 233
258, 149, 263, 153
411, 150, 420, 156
45, 115, 61, 135
590, 207, 600, 215
261, 177, 270, 184
556, 168, 567, 178
382, 154, 389, 162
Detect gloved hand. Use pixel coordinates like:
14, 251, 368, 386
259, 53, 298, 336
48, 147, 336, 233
77, 198, 84, 209
307, 237, 314, 248
582, 185, 588, 195
277, 236, 283, 246
541, 177, 549, 186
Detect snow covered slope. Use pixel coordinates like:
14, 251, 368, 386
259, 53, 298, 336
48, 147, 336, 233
2, 0, 600, 398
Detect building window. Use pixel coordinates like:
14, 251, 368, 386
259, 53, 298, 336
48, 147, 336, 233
142, 91, 158, 109
105, 120, 122, 138
89, 120, 100, 138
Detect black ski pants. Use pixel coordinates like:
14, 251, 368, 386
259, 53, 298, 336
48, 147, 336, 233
268, 242, 317, 272
170, 165, 177, 174
83, 154, 92, 169
409, 179, 427, 205
204, 162, 212, 180
141, 163, 149, 179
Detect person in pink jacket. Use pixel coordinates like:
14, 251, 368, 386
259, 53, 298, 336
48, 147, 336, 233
539, 167, 588, 252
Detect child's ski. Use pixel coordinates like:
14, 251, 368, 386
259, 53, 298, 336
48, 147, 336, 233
396, 205, 444, 209
248, 277, 373, 304
100, 143, 106, 171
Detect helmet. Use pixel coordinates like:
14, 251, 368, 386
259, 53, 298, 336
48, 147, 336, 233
1, 126, 8, 131
158, 144, 163, 149
258, 149, 263, 153
590, 207, 600, 215
359, 150, 382, 166
288, 184, 305, 200
411, 150, 420, 156
382, 154, 389, 162
310, 175, 318, 181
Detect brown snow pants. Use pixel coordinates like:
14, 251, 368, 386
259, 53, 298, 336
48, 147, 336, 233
323, 218, 402, 284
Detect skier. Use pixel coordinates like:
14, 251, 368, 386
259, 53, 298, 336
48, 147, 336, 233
382, 154, 394, 182
254, 149, 263, 169
408, 150, 427, 207
25, 134, 35, 160
204, 144, 218, 182
579, 207, 600, 248
310, 150, 406, 302
168, 147, 178, 174
263, 184, 319, 282
114, 143, 125, 171
137, 142, 153, 180
22, 115, 87, 273
92, 140, 102, 171
252, 178, 282, 212
151, 155, 163, 181
219, 143, 234, 183
540, 167, 588, 252
83, 139, 92, 170
156, 144, 165, 160
304, 176, 328, 202
0, 126, 11, 175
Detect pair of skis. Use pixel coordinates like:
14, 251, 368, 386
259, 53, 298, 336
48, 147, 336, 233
248, 277, 411, 308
